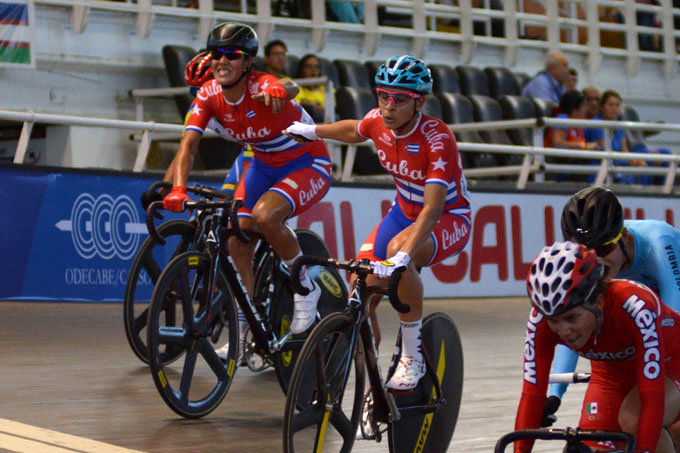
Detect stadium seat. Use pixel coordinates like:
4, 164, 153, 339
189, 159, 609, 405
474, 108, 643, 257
429, 64, 461, 94
468, 94, 523, 166
335, 87, 381, 174
484, 67, 521, 98
421, 95, 442, 120
161, 45, 197, 117
530, 97, 557, 118
363, 61, 383, 90
334, 59, 372, 88
436, 92, 496, 170
456, 65, 490, 96
253, 56, 266, 72
319, 57, 340, 89
285, 54, 299, 77
498, 95, 537, 146
513, 72, 531, 91
621, 105, 646, 149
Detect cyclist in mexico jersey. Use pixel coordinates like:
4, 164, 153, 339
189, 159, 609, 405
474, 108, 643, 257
546, 188, 680, 425
285, 55, 471, 391
162, 22, 331, 336
517, 241, 680, 453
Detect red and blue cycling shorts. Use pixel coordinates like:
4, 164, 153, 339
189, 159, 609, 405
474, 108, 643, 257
234, 147, 332, 220
357, 201, 471, 266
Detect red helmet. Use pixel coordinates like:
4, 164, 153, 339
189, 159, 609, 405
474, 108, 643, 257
184, 51, 213, 87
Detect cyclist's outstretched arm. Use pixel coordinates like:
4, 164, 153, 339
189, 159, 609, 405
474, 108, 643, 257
316, 120, 365, 143
169, 130, 201, 188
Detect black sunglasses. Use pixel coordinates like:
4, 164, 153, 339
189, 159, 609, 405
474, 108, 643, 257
211, 48, 247, 61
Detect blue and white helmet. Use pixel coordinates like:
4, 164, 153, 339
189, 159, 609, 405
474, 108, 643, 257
375, 55, 432, 94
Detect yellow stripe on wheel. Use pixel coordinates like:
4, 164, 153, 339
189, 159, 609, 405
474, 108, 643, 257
413, 340, 446, 452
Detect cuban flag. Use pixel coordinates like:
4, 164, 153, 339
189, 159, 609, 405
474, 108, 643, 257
246, 110, 256, 119
405, 143, 420, 154
0, 0, 34, 67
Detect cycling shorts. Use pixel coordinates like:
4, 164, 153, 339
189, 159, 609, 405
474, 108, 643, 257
357, 201, 471, 266
222, 146, 254, 195
234, 152, 331, 219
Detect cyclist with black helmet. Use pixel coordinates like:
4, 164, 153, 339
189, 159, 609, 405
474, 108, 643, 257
516, 241, 680, 453
543, 187, 680, 427
162, 22, 332, 336
284, 55, 471, 391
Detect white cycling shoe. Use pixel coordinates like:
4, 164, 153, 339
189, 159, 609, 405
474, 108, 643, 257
214, 338, 245, 365
385, 355, 426, 391
290, 281, 321, 334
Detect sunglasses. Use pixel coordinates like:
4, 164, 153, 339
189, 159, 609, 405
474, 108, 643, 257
376, 88, 421, 106
593, 230, 623, 257
211, 48, 247, 61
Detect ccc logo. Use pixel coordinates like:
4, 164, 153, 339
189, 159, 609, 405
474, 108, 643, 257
56, 193, 146, 260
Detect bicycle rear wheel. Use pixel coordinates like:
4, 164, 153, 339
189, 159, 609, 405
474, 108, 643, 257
282, 312, 365, 453
387, 312, 464, 453
147, 251, 238, 418
271, 229, 348, 394
124, 219, 198, 364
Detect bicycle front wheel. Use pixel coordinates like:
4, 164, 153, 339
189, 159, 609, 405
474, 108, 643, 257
147, 251, 238, 418
124, 219, 198, 364
282, 312, 365, 453
388, 312, 464, 453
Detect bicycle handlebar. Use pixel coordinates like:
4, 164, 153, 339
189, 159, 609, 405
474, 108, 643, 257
549, 372, 591, 384
145, 198, 249, 245
290, 256, 411, 314
144, 181, 228, 201
494, 428, 635, 453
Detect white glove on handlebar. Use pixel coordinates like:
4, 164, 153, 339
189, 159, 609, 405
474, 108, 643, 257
285, 121, 318, 141
373, 252, 411, 279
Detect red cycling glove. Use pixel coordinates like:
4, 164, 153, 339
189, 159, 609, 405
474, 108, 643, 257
163, 186, 191, 212
263, 81, 287, 99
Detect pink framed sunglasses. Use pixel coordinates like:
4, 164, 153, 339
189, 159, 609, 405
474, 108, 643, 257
375, 88, 421, 106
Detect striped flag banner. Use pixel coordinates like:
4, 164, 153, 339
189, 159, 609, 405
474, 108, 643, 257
0, 0, 34, 67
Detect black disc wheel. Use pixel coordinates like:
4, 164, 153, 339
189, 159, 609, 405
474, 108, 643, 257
388, 312, 464, 453
282, 312, 365, 453
124, 219, 198, 364
147, 251, 238, 418
271, 229, 348, 395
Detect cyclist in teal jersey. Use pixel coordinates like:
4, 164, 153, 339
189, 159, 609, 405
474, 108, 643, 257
543, 186, 680, 426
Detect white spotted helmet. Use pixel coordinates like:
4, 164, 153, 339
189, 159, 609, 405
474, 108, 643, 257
527, 241, 604, 317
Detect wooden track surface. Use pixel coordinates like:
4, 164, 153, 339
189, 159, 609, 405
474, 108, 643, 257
0, 298, 589, 452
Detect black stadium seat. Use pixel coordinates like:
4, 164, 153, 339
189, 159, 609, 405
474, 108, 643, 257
429, 64, 461, 94
621, 105, 646, 149
335, 86, 376, 120
484, 66, 521, 98
334, 59, 372, 88
468, 94, 523, 166
421, 95, 442, 120
285, 54, 299, 77
436, 92, 496, 170
498, 95, 537, 146
513, 72, 531, 91
456, 65, 490, 96
530, 97, 557, 118
363, 61, 383, 90
319, 57, 340, 89
161, 44, 198, 117
253, 56, 266, 72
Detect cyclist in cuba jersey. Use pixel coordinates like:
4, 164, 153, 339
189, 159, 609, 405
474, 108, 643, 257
516, 241, 680, 453
285, 55, 471, 390
544, 187, 680, 427
162, 23, 332, 335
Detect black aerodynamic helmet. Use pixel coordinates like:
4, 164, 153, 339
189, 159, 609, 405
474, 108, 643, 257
206, 22, 259, 57
561, 187, 624, 248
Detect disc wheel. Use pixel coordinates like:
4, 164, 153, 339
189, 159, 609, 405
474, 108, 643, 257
147, 251, 238, 418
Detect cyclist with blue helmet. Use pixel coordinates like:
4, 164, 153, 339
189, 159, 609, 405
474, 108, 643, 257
285, 55, 471, 392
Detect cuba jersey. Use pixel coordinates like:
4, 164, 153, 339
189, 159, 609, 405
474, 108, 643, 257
618, 219, 680, 313
357, 109, 471, 221
515, 280, 680, 452
185, 71, 318, 167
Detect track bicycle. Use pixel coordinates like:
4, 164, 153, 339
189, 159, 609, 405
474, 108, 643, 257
282, 256, 464, 453
143, 197, 347, 418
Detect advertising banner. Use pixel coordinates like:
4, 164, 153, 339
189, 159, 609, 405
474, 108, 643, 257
1, 166, 679, 301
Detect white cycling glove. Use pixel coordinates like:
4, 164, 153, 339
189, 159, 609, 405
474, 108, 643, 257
373, 251, 411, 279
285, 121, 318, 141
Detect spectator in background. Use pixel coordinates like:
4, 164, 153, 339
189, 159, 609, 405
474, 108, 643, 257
582, 85, 602, 147
522, 51, 570, 104
264, 39, 289, 78
589, 90, 648, 183
327, 1, 364, 23
295, 54, 327, 123
564, 68, 578, 92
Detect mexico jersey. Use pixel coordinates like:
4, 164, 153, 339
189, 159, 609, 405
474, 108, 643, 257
515, 279, 680, 452
357, 109, 471, 221
185, 71, 316, 167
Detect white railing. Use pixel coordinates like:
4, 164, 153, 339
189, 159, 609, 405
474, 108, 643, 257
5, 108, 680, 193
36, 0, 680, 78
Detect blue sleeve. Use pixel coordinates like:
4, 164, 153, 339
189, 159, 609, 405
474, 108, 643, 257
522, 76, 550, 101
648, 233, 680, 313
584, 128, 604, 143
549, 345, 579, 399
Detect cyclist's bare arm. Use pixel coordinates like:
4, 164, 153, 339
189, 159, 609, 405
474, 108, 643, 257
168, 130, 201, 188
400, 184, 446, 263
316, 120, 365, 143
279, 78, 300, 100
